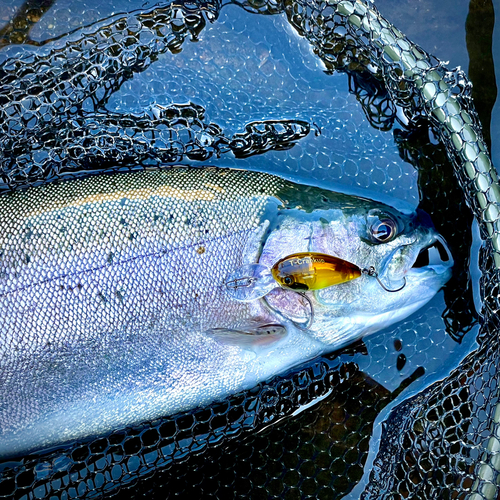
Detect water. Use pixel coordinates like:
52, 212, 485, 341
0, 0, 496, 498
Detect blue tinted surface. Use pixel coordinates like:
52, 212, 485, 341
0, 1, 495, 495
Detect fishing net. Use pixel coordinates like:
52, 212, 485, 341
0, 0, 498, 498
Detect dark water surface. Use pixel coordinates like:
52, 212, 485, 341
0, 0, 496, 498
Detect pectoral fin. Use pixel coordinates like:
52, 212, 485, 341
207, 323, 287, 349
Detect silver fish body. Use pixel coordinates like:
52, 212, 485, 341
0, 167, 452, 457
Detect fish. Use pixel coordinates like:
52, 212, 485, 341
0, 167, 453, 458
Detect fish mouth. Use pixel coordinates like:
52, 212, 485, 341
410, 236, 453, 275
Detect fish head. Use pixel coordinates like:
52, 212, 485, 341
260, 199, 453, 348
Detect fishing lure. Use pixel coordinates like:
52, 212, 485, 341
224, 252, 406, 303
271, 253, 361, 291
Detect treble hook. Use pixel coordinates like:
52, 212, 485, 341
361, 266, 406, 293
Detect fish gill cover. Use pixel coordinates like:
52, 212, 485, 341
0, 0, 498, 499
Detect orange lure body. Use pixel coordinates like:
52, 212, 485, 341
271, 252, 361, 291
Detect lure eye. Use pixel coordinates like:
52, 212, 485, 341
370, 217, 398, 243
283, 276, 293, 285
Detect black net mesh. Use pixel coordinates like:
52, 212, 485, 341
0, 0, 498, 499
0, 0, 313, 191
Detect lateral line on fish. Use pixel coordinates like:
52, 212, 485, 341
0, 229, 253, 299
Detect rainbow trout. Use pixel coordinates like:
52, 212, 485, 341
0, 167, 452, 457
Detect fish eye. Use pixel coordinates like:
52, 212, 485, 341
370, 217, 398, 243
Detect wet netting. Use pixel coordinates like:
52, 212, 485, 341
0, 0, 498, 498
